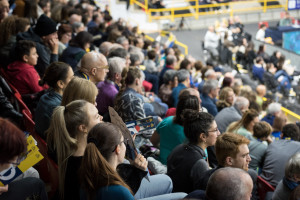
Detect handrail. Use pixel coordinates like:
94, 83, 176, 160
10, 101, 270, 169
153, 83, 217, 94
132, 0, 287, 22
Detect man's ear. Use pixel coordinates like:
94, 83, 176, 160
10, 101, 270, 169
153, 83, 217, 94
91, 68, 97, 75
225, 156, 233, 166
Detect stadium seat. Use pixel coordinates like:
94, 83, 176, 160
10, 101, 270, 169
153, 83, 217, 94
257, 176, 275, 200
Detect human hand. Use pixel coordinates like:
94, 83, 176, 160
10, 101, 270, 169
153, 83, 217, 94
132, 154, 148, 171
0, 185, 8, 195
49, 37, 59, 54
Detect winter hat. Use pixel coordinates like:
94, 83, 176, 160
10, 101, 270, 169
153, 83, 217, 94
34, 14, 57, 37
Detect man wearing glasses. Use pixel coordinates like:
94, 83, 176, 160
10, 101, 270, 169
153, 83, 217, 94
76, 52, 109, 84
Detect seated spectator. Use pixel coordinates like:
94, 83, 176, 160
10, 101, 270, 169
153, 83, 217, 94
75, 51, 109, 84
197, 132, 258, 200
0, 118, 47, 200
261, 123, 300, 187
279, 11, 293, 26
192, 60, 204, 86
272, 114, 287, 139
99, 41, 113, 57
171, 69, 190, 107
35, 62, 74, 139
61, 77, 98, 106
158, 69, 178, 107
252, 56, 265, 83
270, 51, 281, 69
150, 95, 200, 164
57, 24, 72, 56
205, 168, 253, 200
107, 47, 131, 68
248, 121, 272, 171
204, 26, 220, 59
114, 67, 146, 122
80, 123, 187, 200
255, 24, 267, 42
60, 31, 93, 71
273, 153, 300, 200
167, 110, 219, 193
0, 16, 30, 67
159, 55, 177, 86
6, 40, 47, 95
263, 63, 278, 93
144, 49, 160, 74
201, 79, 219, 116
0, 0, 9, 23
116, 36, 129, 51
96, 57, 126, 115
79, 123, 135, 200
255, 85, 266, 107
257, 44, 270, 63
198, 68, 217, 93
17, 14, 58, 77
227, 109, 259, 140
215, 96, 249, 134
46, 100, 102, 200
216, 87, 235, 112
261, 102, 282, 126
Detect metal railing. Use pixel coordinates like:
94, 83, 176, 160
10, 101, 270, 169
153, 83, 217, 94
131, 0, 287, 22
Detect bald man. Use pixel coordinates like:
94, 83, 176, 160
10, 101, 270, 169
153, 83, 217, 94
256, 84, 266, 107
206, 168, 253, 200
75, 52, 109, 84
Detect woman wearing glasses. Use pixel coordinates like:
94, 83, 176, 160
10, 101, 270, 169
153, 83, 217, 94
0, 118, 47, 200
167, 110, 220, 193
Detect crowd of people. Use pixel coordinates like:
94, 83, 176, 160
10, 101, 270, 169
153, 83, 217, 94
0, 0, 300, 200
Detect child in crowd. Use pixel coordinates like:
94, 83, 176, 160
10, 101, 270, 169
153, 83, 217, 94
6, 40, 47, 95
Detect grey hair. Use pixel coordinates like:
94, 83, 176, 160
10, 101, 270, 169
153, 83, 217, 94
204, 69, 215, 78
116, 36, 128, 45
206, 167, 252, 200
71, 22, 84, 32
166, 55, 176, 66
163, 69, 177, 84
202, 79, 219, 95
234, 96, 249, 110
285, 152, 300, 179
267, 102, 281, 115
107, 57, 126, 79
176, 69, 190, 83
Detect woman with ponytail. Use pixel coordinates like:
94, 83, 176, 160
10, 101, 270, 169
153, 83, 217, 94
46, 100, 102, 200
167, 110, 220, 193
35, 61, 74, 139
79, 123, 134, 200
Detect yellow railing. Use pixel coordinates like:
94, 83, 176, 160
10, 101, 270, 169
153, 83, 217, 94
132, 0, 287, 22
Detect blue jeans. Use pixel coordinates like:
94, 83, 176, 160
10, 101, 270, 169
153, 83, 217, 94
135, 174, 187, 200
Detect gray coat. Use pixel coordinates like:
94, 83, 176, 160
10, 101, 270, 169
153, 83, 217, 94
215, 105, 242, 134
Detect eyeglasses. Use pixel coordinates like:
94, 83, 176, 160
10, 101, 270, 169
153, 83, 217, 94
207, 128, 219, 133
7, 153, 27, 166
112, 138, 129, 152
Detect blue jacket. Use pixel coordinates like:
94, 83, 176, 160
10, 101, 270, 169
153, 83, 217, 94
60, 45, 86, 71
201, 94, 218, 116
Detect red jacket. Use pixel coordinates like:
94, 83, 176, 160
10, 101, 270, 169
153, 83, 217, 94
6, 61, 47, 95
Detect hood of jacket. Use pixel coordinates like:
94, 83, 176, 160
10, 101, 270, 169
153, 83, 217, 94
7, 61, 34, 74
17, 27, 43, 44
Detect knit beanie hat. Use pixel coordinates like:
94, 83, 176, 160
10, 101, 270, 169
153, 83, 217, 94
34, 14, 57, 37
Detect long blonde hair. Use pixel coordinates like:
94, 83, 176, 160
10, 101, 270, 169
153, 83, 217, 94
227, 109, 259, 133
61, 77, 98, 106
46, 100, 89, 199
